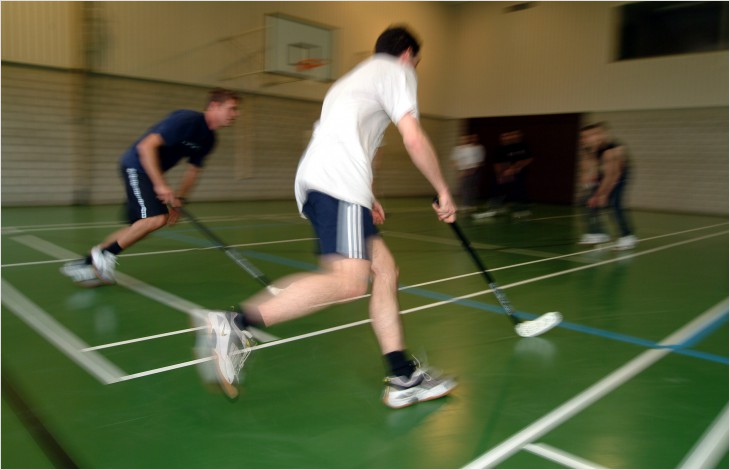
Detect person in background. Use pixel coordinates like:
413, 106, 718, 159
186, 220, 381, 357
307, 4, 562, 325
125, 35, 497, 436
473, 129, 533, 219
450, 133, 485, 211
578, 122, 637, 250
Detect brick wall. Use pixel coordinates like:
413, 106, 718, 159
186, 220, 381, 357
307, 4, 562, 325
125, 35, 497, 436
1, 66, 81, 205
5, 64, 724, 214
2, 63, 458, 207
581, 109, 728, 215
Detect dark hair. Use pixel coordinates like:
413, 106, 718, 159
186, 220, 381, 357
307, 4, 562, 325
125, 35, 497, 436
374, 26, 421, 57
207, 88, 241, 106
580, 122, 606, 132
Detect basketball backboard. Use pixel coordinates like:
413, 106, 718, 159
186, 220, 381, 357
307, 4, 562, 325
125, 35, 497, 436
264, 13, 334, 82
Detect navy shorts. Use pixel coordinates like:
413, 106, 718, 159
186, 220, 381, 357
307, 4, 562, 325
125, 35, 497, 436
301, 191, 379, 260
121, 166, 169, 224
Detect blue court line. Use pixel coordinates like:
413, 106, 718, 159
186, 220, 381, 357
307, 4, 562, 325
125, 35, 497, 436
154, 231, 318, 271
157, 230, 729, 365
671, 310, 729, 349
402, 286, 729, 365
168, 222, 291, 234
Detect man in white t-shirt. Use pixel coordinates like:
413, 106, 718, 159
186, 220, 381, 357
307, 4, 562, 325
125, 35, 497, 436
206, 27, 458, 408
451, 134, 485, 210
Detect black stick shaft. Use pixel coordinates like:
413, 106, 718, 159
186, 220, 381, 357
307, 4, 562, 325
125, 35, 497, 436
178, 206, 271, 288
447, 221, 521, 325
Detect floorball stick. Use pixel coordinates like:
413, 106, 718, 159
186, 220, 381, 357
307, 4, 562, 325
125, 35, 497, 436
436, 198, 562, 337
177, 206, 280, 295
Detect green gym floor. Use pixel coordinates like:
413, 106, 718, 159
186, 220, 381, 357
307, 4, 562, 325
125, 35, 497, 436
2, 198, 728, 469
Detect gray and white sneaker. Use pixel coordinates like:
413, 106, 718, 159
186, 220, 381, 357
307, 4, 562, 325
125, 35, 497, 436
60, 259, 103, 287
208, 311, 256, 398
613, 234, 637, 251
91, 246, 117, 284
383, 362, 458, 409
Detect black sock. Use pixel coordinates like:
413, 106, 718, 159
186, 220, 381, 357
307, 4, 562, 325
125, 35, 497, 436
84, 255, 93, 265
384, 351, 415, 378
103, 241, 124, 256
232, 304, 264, 330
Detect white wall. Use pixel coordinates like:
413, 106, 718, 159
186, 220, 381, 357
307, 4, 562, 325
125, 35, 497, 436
448, 1, 728, 117
1, 2, 83, 69
3, 2, 726, 117
2, 2, 727, 214
2, 1, 459, 115
583, 108, 728, 215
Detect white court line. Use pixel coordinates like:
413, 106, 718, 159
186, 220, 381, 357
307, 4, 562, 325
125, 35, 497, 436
679, 404, 729, 469
385, 221, 728, 268
384, 230, 595, 264
0, 213, 302, 234
462, 298, 729, 469
1, 279, 127, 384
8, 229, 728, 356
3, 221, 725, 271
383, 230, 502, 250
377, 227, 725, 294
115, 319, 374, 382
82, 326, 206, 352
526, 213, 583, 222
10, 235, 280, 344
111, 230, 727, 382
61, 227, 730, 353
1, 237, 316, 268
523, 443, 607, 469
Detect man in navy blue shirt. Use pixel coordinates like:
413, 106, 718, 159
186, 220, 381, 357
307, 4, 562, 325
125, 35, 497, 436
62, 88, 240, 286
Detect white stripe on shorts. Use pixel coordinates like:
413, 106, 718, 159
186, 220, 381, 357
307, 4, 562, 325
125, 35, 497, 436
337, 201, 365, 259
126, 168, 147, 218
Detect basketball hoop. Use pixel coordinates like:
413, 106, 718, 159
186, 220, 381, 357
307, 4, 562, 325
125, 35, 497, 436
295, 58, 327, 72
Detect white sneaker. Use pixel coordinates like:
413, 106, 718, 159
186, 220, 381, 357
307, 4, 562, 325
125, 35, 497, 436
613, 235, 637, 251
60, 259, 103, 287
578, 233, 611, 245
382, 361, 458, 409
208, 311, 256, 398
90, 246, 117, 284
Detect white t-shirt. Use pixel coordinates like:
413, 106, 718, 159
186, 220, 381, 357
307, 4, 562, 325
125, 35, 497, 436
451, 144, 485, 171
295, 54, 419, 213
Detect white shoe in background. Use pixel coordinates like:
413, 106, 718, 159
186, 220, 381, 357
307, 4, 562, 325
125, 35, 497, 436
613, 234, 638, 251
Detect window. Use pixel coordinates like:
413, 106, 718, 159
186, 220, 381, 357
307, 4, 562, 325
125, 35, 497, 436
617, 1, 728, 60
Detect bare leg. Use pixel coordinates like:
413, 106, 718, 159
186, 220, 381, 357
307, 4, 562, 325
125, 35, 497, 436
368, 237, 405, 354
244, 255, 372, 326
96, 214, 168, 251
98, 227, 131, 249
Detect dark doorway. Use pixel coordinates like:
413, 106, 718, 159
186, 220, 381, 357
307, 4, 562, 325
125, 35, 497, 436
467, 113, 581, 205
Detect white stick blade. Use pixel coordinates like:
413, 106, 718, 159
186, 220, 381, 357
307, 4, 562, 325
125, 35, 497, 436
515, 311, 563, 337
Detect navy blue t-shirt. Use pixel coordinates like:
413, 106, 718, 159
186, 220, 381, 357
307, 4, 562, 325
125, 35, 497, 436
120, 110, 216, 173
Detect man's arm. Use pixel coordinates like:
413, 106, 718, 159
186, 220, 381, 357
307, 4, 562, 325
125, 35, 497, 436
163, 163, 201, 226
396, 113, 456, 222
579, 148, 598, 188
589, 146, 623, 207
508, 157, 533, 175
137, 133, 175, 205
177, 164, 201, 201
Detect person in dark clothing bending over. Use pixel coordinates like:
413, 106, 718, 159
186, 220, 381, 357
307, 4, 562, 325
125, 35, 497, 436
578, 122, 637, 251
61, 88, 241, 286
